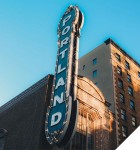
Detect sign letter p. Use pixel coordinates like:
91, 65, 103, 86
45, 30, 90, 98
63, 15, 71, 26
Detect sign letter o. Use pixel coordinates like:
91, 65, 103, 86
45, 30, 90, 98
62, 26, 70, 35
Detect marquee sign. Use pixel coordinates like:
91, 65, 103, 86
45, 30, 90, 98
45, 5, 84, 146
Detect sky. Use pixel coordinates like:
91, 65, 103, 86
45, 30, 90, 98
0, 0, 140, 106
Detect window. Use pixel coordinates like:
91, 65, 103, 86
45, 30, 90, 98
121, 109, 126, 120
93, 70, 97, 78
118, 79, 123, 89
127, 74, 131, 82
130, 100, 135, 110
117, 66, 122, 76
125, 61, 130, 70
116, 53, 121, 62
128, 86, 133, 96
93, 58, 97, 65
132, 116, 137, 127
119, 93, 125, 103
138, 71, 140, 78
122, 125, 128, 138
83, 65, 85, 70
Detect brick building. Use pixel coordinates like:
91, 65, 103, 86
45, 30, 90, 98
78, 38, 140, 146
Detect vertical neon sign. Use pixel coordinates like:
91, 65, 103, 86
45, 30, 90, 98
45, 5, 84, 146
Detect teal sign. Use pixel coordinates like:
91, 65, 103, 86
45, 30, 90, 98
45, 6, 84, 146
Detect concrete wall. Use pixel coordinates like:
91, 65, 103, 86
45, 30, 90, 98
78, 43, 115, 112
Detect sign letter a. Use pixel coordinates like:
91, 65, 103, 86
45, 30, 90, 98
55, 77, 65, 89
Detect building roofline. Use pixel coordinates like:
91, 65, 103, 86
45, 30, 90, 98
0, 74, 53, 113
104, 38, 140, 68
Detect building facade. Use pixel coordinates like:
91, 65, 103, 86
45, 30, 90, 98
0, 74, 116, 150
0, 38, 139, 149
78, 38, 140, 146
52, 76, 116, 150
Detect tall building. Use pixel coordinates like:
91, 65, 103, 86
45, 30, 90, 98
78, 38, 140, 146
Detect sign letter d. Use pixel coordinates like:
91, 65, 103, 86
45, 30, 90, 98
51, 112, 62, 126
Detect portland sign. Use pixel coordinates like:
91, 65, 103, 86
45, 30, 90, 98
45, 5, 84, 146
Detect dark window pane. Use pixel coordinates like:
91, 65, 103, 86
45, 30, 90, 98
119, 93, 125, 103
132, 116, 136, 127
93, 58, 97, 65
93, 70, 97, 78
83, 65, 85, 70
127, 74, 131, 82
128, 86, 133, 96
125, 61, 130, 70
122, 125, 128, 138
121, 109, 126, 120
131, 116, 137, 127
130, 100, 135, 110
116, 53, 121, 62
138, 71, 140, 78
118, 79, 123, 89
117, 66, 122, 76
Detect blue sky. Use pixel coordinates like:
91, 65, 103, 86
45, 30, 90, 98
0, 0, 140, 106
